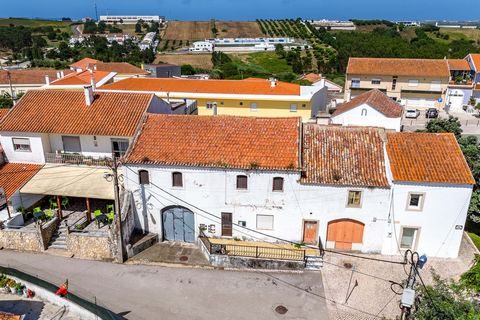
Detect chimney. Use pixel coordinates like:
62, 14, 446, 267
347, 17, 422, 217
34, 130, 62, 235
90, 75, 96, 90
84, 85, 94, 106
45, 75, 50, 85
270, 78, 277, 88
60, 70, 65, 78
56, 71, 61, 79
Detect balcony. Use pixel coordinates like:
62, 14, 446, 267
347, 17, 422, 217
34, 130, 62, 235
44, 152, 113, 167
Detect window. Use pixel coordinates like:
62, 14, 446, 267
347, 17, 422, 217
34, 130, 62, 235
62, 136, 81, 153
250, 102, 257, 112
172, 172, 183, 187
256, 214, 274, 230
392, 77, 398, 90
400, 227, 419, 249
361, 108, 368, 116
238, 220, 246, 227
407, 193, 425, 211
290, 104, 297, 112
347, 190, 362, 208
408, 79, 419, 87
111, 139, 129, 158
272, 177, 284, 192
351, 78, 360, 88
139, 170, 149, 185
430, 80, 441, 91
206, 102, 217, 109
371, 79, 381, 85
236, 175, 248, 190
12, 138, 31, 152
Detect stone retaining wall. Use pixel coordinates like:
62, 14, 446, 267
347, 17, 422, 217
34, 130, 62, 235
0, 228, 42, 252
40, 217, 59, 250
67, 231, 115, 260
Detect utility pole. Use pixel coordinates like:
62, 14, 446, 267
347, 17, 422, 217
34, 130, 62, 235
94, 0, 99, 21
400, 250, 427, 319
6, 71, 15, 106
109, 156, 125, 263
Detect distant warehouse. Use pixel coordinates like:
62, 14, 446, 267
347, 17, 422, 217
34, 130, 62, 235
99, 15, 165, 24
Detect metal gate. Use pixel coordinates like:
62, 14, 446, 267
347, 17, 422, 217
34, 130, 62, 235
162, 206, 195, 242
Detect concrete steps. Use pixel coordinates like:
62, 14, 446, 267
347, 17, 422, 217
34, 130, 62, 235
305, 255, 323, 270
48, 225, 68, 250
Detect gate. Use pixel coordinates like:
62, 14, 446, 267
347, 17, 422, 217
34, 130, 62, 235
162, 206, 195, 242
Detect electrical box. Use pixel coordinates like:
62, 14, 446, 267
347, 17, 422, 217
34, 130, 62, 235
401, 288, 415, 307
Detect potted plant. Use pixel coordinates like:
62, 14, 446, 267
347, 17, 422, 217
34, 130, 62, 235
8, 279, 17, 294
15, 282, 24, 295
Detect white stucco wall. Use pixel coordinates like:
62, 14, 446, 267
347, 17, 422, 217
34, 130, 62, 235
382, 182, 473, 258
123, 164, 391, 253
0, 132, 48, 164
330, 103, 402, 131
48, 134, 131, 158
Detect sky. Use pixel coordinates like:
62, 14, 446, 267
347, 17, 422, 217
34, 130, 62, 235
1, 0, 479, 21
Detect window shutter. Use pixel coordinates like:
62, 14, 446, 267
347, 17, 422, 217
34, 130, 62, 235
273, 177, 284, 191
236, 175, 248, 189
139, 170, 149, 185
256, 215, 274, 230
172, 172, 183, 187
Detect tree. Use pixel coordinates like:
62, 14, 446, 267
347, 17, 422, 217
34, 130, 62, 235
0, 94, 13, 109
135, 22, 142, 33
97, 21, 107, 34
181, 64, 195, 75
460, 255, 480, 293
83, 21, 97, 34
419, 116, 463, 138
275, 44, 285, 58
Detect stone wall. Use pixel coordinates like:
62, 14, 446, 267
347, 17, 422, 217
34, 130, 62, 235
0, 228, 42, 252
67, 231, 115, 260
40, 217, 59, 250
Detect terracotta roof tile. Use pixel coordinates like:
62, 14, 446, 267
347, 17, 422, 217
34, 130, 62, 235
0, 109, 9, 120
0, 90, 153, 137
302, 73, 322, 83
102, 77, 302, 96
469, 54, 480, 71
69, 58, 101, 70
49, 70, 113, 86
126, 114, 300, 171
386, 132, 475, 185
333, 89, 403, 118
301, 125, 389, 187
91, 62, 149, 75
347, 58, 450, 77
0, 69, 73, 85
448, 59, 471, 71
0, 163, 43, 199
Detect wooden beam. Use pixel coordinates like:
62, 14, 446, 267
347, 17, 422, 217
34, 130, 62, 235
56, 195, 62, 219
86, 198, 91, 223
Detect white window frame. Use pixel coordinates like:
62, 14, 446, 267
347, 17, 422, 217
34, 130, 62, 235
406, 192, 425, 211
250, 102, 257, 112
290, 104, 297, 113
408, 79, 419, 87
206, 101, 217, 110
351, 78, 360, 88
371, 79, 381, 85
12, 137, 31, 152
256, 214, 274, 230
346, 190, 362, 208
400, 227, 420, 250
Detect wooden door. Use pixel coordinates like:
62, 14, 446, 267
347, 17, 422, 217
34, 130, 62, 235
327, 219, 364, 250
221, 212, 232, 237
303, 221, 318, 244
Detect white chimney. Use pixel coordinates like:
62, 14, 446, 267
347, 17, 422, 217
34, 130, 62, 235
270, 78, 277, 88
45, 75, 50, 85
56, 71, 60, 79
60, 70, 64, 78
84, 85, 94, 106
90, 75, 96, 91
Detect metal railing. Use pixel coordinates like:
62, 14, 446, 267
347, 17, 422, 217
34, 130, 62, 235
199, 230, 306, 261
45, 153, 113, 166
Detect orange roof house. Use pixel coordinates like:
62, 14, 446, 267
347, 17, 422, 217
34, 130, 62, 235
125, 114, 301, 171
333, 89, 403, 118
386, 132, 475, 185
91, 62, 149, 75
48, 70, 116, 88
69, 57, 101, 71
347, 58, 450, 77
0, 163, 42, 200
0, 69, 73, 85
447, 59, 471, 71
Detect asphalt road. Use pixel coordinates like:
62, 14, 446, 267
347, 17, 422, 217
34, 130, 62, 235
0, 250, 329, 320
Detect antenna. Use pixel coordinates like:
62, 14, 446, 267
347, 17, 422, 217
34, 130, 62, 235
94, 0, 99, 21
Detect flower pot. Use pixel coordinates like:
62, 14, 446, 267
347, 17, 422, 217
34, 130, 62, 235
9, 286, 16, 294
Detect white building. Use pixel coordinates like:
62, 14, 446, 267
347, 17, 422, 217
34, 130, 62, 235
122, 114, 473, 258
330, 89, 403, 131
139, 32, 157, 51
189, 41, 214, 52
99, 15, 164, 24
0, 69, 73, 98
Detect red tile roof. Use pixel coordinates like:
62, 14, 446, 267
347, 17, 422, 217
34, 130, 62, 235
347, 58, 450, 77
101, 77, 302, 96
126, 114, 301, 171
49, 70, 113, 86
301, 125, 389, 187
448, 59, 471, 71
0, 90, 154, 137
0, 69, 73, 85
91, 62, 149, 75
69, 58, 101, 70
302, 73, 322, 83
386, 132, 475, 185
0, 163, 43, 199
0, 109, 9, 120
469, 54, 480, 71
333, 89, 403, 118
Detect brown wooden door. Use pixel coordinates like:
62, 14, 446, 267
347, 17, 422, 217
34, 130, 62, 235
221, 212, 232, 237
303, 221, 318, 244
327, 219, 364, 250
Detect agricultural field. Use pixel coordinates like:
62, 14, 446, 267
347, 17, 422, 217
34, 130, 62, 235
231, 52, 293, 75
0, 18, 74, 33
163, 21, 212, 41
155, 53, 213, 70
215, 21, 264, 38
439, 27, 480, 42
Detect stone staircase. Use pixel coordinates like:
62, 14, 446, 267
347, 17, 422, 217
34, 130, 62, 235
48, 223, 68, 250
305, 255, 323, 270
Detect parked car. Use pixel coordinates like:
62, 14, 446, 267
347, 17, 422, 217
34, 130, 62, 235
405, 109, 420, 119
425, 108, 439, 119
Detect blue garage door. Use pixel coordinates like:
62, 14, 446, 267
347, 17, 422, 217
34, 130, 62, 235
162, 207, 195, 242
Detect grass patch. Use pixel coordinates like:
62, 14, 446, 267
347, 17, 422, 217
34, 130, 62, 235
232, 52, 293, 75
468, 232, 480, 251
0, 18, 73, 32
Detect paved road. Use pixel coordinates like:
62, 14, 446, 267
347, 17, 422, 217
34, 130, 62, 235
0, 250, 328, 320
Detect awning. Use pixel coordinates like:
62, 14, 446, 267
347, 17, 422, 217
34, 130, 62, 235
20, 164, 114, 200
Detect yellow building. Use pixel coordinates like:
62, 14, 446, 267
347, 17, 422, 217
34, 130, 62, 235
100, 77, 327, 121
345, 58, 450, 109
